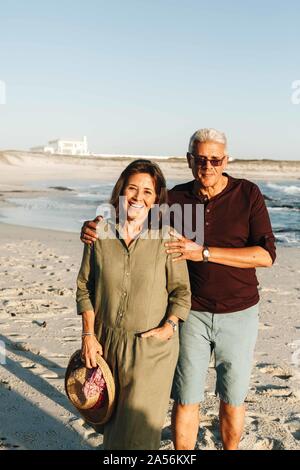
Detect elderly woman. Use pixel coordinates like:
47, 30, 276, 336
76, 159, 191, 450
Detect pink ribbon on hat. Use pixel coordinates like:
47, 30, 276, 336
83, 366, 107, 408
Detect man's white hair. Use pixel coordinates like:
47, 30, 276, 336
188, 128, 228, 154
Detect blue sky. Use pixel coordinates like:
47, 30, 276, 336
0, 0, 300, 159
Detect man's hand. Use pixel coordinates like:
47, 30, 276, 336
165, 230, 203, 262
80, 215, 103, 245
141, 322, 174, 341
81, 335, 103, 369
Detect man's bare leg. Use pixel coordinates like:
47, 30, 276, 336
219, 400, 245, 450
171, 402, 200, 450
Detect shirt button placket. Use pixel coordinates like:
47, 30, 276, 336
118, 251, 130, 325
205, 204, 211, 228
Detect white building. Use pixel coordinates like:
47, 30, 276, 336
30, 136, 89, 156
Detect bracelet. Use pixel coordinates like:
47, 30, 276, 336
165, 319, 177, 332
81, 332, 95, 337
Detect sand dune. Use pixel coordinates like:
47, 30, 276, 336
1, 150, 300, 185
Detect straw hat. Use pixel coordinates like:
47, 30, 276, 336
65, 350, 115, 425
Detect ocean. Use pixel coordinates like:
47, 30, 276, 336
0, 178, 299, 246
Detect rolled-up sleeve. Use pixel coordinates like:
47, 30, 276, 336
76, 244, 96, 315
166, 252, 191, 321
249, 184, 276, 263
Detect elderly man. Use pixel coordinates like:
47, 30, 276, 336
80, 128, 276, 450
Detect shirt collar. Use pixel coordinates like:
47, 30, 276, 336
175, 173, 238, 202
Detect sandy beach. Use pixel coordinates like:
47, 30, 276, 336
2, 0, 300, 453
0, 151, 300, 450
0, 223, 299, 450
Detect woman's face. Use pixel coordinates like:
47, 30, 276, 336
123, 173, 157, 222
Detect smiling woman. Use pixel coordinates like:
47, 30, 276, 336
109, 159, 169, 242
110, 159, 168, 214
124, 173, 157, 222
76, 159, 191, 450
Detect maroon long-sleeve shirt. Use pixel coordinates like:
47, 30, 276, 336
168, 174, 276, 313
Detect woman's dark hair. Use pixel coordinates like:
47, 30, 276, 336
110, 159, 168, 226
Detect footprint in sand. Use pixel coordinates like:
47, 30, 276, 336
63, 326, 81, 332
260, 288, 279, 293
63, 336, 79, 342
13, 300, 64, 316
256, 363, 293, 380
40, 371, 60, 379
11, 342, 40, 355
253, 437, 285, 450
0, 438, 20, 449
19, 361, 36, 369
245, 415, 260, 428
258, 322, 273, 330
284, 415, 300, 440
3, 300, 19, 307
6, 333, 29, 341
246, 413, 281, 427
47, 287, 74, 297
256, 384, 293, 397
68, 417, 102, 446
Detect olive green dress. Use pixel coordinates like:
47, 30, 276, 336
76, 221, 191, 450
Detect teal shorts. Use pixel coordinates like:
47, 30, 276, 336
171, 304, 259, 407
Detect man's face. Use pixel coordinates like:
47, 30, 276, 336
187, 141, 228, 188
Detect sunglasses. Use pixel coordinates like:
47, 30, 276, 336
187, 153, 226, 167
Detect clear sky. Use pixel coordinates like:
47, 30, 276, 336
0, 0, 300, 159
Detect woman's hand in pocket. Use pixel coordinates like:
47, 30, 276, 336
141, 322, 174, 341
81, 335, 103, 369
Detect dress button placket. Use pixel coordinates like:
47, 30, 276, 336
118, 253, 129, 325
